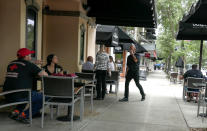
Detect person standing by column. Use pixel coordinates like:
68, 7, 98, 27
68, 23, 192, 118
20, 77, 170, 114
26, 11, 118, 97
119, 44, 145, 102
94, 45, 110, 100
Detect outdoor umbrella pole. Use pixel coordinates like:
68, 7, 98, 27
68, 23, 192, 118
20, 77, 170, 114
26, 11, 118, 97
199, 40, 204, 70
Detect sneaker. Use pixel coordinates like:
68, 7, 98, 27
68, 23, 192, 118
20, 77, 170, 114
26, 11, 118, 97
16, 112, 29, 124
8, 109, 20, 120
141, 94, 146, 101
119, 97, 128, 102
141, 97, 145, 101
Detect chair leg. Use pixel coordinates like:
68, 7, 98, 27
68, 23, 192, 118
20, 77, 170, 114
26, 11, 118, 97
206, 103, 207, 116
50, 105, 54, 120
80, 89, 84, 121
115, 83, 118, 99
185, 91, 189, 102
182, 87, 185, 101
91, 87, 93, 112
29, 91, 32, 126
56, 105, 59, 116
94, 87, 97, 98
202, 100, 205, 122
117, 81, 119, 96
41, 103, 45, 128
197, 96, 201, 117
71, 104, 74, 130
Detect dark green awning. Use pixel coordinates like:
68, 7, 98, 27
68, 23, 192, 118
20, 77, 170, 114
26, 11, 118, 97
182, 0, 207, 25
96, 25, 147, 53
176, 22, 207, 40
87, 0, 157, 28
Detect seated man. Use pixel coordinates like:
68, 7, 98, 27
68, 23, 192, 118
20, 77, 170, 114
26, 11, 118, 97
183, 64, 204, 102
82, 56, 94, 71
3, 48, 48, 123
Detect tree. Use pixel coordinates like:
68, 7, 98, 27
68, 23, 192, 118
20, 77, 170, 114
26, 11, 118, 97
156, 0, 197, 72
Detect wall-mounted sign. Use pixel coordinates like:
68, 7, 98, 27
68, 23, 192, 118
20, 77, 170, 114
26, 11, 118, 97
114, 46, 123, 54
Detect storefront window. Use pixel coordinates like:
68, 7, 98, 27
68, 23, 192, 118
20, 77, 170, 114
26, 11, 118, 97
26, 7, 37, 58
80, 25, 85, 64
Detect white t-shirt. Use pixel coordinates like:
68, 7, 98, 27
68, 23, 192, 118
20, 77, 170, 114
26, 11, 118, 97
109, 62, 115, 71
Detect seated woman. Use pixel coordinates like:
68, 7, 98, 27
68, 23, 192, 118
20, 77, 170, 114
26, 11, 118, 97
43, 54, 63, 75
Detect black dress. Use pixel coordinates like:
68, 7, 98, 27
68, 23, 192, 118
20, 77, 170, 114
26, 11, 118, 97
43, 64, 63, 75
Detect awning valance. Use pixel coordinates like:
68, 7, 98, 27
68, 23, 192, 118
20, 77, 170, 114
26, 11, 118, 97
87, 0, 157, 28
176, 22, 207, 40
182, 0, 207, 25
96, 26, 119, 47
121, 43, 147, 53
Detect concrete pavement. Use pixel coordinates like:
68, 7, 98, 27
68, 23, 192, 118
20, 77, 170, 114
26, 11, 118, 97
81, 70, 188, 131
0, 70, 206, 131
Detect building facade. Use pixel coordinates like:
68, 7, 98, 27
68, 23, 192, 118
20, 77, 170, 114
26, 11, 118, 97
0, 0, 96, 85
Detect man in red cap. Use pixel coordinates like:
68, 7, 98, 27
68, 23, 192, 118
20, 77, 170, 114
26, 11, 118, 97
3, 48, 48, 123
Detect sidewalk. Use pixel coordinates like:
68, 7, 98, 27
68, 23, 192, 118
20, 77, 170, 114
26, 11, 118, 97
81, 70, 188, 131
1, 70, 206, 131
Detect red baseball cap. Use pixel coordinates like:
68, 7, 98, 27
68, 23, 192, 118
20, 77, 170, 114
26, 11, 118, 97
17, 48, 35, 58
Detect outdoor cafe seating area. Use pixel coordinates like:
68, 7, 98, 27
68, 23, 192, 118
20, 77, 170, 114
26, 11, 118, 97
0, 70, 120, 129
168, 73, 207, 123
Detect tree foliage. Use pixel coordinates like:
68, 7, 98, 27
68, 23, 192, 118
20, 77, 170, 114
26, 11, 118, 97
156, 0, 199, 70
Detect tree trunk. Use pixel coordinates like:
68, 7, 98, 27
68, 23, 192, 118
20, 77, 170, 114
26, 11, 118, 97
181, 40, 185, 72
165, 59, 168, 73
167, 54, 172, 74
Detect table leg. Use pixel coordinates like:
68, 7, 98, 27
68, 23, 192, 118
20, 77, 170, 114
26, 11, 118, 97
56, 106, 80, 121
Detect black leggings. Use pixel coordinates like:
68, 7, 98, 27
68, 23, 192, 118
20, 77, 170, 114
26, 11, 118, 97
124, 72, 145, 98
96, 70, 107, 99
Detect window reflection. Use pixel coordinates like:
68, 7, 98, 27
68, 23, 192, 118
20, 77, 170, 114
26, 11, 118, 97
26, 7, 37, 58
80, 25, 85, 64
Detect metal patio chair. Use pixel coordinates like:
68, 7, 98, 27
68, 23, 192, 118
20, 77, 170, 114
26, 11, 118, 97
183, 77, 203, 102
75, 72, 96, 112
170, 72, 178, 83
0, 88, 32, 126
197, 83, 207, 121
41, 76, 84, 129
139, 70, 147, 81
106, 71, 120, 98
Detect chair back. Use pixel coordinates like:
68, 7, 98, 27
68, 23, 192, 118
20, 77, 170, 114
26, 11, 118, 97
42, 76, 74, 98
171, 72, 178, 78
187, 77, 203, 89
139, 70, 147, 76
75, 72, 96, 82
81, 70, 95, 73
106, 71, 120, 81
